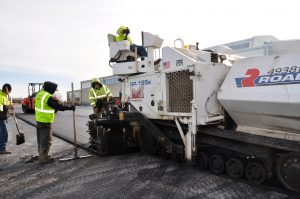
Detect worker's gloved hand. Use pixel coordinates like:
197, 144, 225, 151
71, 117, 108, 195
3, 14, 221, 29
96, 99, 103, 108
66, 105, 76, 111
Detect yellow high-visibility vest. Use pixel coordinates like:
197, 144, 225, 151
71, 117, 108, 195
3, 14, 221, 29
35, 90, 55, 123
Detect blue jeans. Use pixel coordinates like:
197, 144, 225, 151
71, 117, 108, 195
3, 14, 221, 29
130, 44, 148, 58
0, 120, 8, 151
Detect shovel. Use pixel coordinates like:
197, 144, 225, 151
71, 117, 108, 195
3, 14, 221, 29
12, 109, 25, 145
6, 87, 25, 145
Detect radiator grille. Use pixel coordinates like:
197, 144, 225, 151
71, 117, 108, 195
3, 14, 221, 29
166, 70, 193, 113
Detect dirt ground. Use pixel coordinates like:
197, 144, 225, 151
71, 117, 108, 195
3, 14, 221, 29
0, 118, 295, 199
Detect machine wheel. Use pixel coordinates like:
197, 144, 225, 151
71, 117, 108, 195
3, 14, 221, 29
226, 158, 244, 178
22, 105, 29, 113
245, 162, 266, 185
196, 152, 208, 170
138, 127, 160, 155
276, 152, 300, 192
209, 154, 225, 173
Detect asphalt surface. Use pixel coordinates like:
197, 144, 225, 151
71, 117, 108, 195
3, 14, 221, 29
3, 105, 295, 199
15, 105, 91, 145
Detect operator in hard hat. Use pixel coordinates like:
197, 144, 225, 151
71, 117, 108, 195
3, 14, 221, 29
89, 78, 112, 117
35, 81, 75, 164
0, 83, 13, 154
116, 26, 148, 60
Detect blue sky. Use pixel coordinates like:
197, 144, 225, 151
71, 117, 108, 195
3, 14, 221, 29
1, 0, 300, 98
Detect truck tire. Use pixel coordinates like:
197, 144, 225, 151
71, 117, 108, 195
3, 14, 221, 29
22, 105, 29, 113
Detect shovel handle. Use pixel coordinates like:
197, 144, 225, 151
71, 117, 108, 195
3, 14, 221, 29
12, 110, 21, 135
5, 86, 21, 135
71, 82, 78, 158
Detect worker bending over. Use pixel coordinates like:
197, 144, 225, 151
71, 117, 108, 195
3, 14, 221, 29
89, 78, 112, 117
35, 81, 75, 164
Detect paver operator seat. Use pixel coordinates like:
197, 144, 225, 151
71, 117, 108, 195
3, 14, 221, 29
108, 34, 137, 63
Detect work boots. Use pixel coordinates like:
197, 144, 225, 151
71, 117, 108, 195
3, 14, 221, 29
38, 155, 54, 164
0, 150, 11, 154
38, 149, 54, 164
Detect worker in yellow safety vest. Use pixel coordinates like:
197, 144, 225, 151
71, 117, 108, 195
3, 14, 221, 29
116, 26, 148, 60
35, 81, 75, 164
0, 83, 13, 154
89, 78, 112, 116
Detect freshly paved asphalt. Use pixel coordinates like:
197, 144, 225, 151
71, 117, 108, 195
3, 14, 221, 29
13, 105, 296, 198
15, 105, 92, 146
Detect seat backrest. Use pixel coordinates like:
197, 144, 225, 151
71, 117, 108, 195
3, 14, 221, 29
107, 34, 116, 43
108, 34, 136, 61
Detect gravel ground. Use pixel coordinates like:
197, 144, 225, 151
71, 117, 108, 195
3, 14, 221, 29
0, 118, 295, 199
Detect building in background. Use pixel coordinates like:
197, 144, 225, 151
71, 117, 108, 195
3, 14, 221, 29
268, 39, 300, 55
204, 35, 279, 57
204, 35, 300, 57
67, 89, 81, 105
12, 97, 22, 104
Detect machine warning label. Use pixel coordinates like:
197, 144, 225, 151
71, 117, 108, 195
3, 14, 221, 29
130, 80, 151, 99
235, 66, 300, 87
131, 86, 144, 99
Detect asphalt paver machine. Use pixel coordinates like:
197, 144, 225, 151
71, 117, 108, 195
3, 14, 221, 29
87, 32, 300, 192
